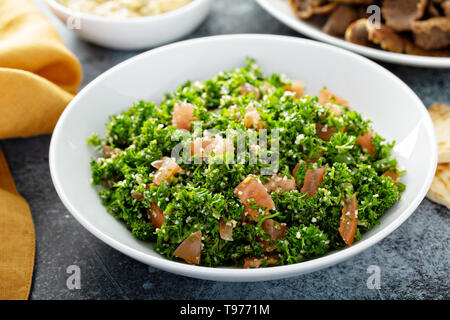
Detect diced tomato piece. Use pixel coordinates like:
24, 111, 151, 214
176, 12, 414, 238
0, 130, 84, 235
301, 167, 327, 197
240, 83, 260, 99
103, 145, 121, 158
172, 102, 196, 131
326, 104, 344, 116
151, 157, 181, 186
243, 254, 280, 269
219, 218, 235, 241
261, 219, 287, 252
131, 187, 143, 200
260, 82, 274, 95
316, 123, 338, 141
130, 184, 151, 200
191, 138, 214, 157
357, 131, 375, 156
234, 176, 275, 221
243, 257, 262, 269
285, 80, 305, 98
261, 219, 287, 242
264, 174, 296, 194
318, 88, 349, 107
383, 170, 399, 182
191, 137, 234, 158
173, 230, 202, 265
338, 194, 358, 246
244, 105, 262, 129
148, 202, 165, 229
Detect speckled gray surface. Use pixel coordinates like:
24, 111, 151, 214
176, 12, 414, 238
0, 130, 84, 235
2, 0, 449, 300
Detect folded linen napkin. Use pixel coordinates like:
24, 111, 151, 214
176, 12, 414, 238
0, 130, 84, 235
0, 0, 82, 299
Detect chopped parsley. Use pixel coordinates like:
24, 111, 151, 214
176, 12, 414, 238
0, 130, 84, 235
88, 58, 404, 267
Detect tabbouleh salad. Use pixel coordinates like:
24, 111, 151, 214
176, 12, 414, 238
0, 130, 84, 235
87, 58, 405, 268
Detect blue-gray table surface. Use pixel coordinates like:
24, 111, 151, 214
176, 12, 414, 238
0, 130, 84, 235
3, 0, 449, 300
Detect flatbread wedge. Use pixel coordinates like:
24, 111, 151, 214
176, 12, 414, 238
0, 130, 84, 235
429, 103, 450, 163
427, 163, 450, 210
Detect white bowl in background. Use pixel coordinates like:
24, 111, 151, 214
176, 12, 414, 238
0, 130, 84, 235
43, 0, 211, 50
256, 0, 450, 68
49, 34, 437, 282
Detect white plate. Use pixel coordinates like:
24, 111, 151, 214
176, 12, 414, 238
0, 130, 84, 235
49, 34, 437, 282
256, 0, 450, 68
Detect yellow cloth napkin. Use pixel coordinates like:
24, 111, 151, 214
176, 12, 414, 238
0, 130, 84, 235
0, 149, 35, 300
0, 0, 82, 299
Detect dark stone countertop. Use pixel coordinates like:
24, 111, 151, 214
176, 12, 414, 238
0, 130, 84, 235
2, 0, 449, 300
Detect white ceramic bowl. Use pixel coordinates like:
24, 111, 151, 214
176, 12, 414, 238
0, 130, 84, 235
49, 34, 437, 282
43, 0, 211, 50
256, 0, 450, 68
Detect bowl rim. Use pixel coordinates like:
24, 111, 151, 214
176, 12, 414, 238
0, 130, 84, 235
49, 34, 438, 282
256, 0, 450, 68
44, 0, 210, 23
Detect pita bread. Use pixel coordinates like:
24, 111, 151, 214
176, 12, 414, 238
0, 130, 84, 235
427, 163, 450, 210
429, 103, 450, 163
